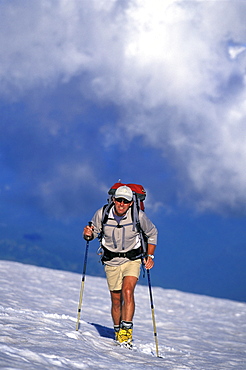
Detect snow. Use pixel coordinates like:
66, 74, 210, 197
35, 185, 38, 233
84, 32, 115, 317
0, 261, 245, 369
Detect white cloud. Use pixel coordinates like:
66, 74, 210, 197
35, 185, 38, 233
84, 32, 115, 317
38, 162, 108, 218
1, 0, 246, 215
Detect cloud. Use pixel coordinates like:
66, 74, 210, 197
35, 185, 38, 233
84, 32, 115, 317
37, 162, 109, 219
1, 0, 246, 216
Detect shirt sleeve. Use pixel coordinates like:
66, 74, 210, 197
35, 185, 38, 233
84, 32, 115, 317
139, 211, 158, 245
91, 207, 103, 239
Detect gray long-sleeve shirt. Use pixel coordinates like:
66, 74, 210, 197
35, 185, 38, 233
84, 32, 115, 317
91, 206, 158, 266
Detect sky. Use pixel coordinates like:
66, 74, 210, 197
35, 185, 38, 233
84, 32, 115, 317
0, 0, 246, 301
0, 261, 245, 369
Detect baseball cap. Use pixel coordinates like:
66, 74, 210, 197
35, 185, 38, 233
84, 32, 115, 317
114, 185, 133, 202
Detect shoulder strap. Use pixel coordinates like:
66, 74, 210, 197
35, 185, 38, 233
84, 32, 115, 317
100, 201, 114, 240
132, 192, 147, 254
102, 202, 113, 224
131, 192, 140, 232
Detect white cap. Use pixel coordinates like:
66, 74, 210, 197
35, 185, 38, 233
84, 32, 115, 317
114, 185, 133, 202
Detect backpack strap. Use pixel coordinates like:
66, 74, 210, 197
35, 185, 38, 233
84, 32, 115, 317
132, 191, 148, 255
101, 246, 143, 262
99, 201, 114, 242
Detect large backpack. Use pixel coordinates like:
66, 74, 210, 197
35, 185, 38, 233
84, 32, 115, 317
99, 182, 148, 262
108, 182, 146, 211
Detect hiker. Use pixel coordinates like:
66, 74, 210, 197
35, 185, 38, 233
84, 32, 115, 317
83, 185, 158, 347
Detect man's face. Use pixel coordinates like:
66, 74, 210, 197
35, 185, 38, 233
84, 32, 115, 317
113, 197, 133, 216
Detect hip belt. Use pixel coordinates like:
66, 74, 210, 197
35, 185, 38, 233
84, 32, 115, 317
102, 246, 143, 262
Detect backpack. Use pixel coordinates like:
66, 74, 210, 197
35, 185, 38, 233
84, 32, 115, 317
108, 182, 146, 211
98, 182, 148, 263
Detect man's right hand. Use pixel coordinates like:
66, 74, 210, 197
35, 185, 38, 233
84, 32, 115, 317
83, 224, 94, 240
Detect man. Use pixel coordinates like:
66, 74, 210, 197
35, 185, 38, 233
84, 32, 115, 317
83, 185, 158, 347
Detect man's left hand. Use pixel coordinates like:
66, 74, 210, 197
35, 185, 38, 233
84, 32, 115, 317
144, 256, 154, 270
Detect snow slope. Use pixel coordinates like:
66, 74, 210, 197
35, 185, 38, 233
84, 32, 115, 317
0, 261, 245, 369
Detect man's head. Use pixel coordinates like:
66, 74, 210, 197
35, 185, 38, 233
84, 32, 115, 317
113, 185, 133, 216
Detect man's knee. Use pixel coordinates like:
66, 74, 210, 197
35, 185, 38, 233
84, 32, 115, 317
111, 291, 122, 308
122, 285, 135, 303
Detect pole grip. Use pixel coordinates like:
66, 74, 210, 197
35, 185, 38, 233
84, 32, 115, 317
84, 221, 93, 241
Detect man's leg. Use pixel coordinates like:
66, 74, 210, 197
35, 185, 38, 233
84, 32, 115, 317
110, 276, 138, 324
121, 276, 138, 322
115, 276, 137, 345
110, 290, 122, 326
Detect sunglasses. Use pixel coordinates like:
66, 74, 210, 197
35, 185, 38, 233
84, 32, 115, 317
115, 198, 131, 204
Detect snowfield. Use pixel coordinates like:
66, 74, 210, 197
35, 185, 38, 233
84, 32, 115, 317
0, 260, 245, 369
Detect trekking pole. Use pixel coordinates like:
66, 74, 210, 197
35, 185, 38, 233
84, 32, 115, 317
147, 269, 160, 357
75, 222, 92, 331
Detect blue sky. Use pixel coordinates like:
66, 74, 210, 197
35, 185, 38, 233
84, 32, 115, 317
1, 0, 246, 302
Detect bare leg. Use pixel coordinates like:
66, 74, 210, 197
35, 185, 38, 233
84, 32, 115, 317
121, 276, 138, 322
110, 290, 122, 326
110, 276, 138, 326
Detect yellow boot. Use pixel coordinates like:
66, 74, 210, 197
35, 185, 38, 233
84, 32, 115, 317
114, 325, 120, 342
117, 321, 133, 348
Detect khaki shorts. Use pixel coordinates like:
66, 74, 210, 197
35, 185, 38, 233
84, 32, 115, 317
105, 259, 142, 291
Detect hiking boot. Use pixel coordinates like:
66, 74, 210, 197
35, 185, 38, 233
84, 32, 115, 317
117, 321, 133, 346
114, 325, 120, 341
117, 327, 133, 344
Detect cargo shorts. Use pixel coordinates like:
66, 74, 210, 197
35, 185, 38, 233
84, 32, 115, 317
104, 259, 142, 291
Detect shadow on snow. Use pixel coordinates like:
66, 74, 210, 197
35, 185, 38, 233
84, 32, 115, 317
89, 322, 115, 339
